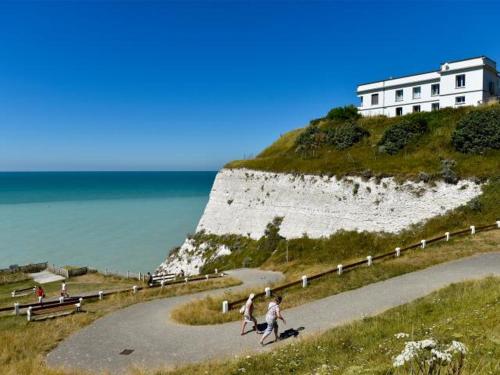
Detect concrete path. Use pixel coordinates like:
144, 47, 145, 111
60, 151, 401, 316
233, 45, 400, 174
29, 270, 65, 284
47, 253, 500, 374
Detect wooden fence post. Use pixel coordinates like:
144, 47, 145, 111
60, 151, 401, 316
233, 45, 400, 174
367, 256, 373, 266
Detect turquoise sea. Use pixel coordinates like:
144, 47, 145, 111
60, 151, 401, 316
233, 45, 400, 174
0, 172, 216, 273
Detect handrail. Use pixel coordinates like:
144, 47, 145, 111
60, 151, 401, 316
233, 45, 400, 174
226, 222, 499, 310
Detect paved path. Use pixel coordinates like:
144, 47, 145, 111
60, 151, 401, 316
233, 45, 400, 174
48, 253, 500, 373
29, 270, 65, 284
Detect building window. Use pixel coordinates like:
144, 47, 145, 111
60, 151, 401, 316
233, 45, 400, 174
371, 93, 379, 105
396, 107, 403, 116
455, 96, 465, 105
432, 103, 440, 111
360, 96, 364, 107
413, 105, 421, 113
456, 74, 466, 88
488, 81, 495, 95
395, 89, 404, 102
413, 86, 421, 99
431, 84, 440, 96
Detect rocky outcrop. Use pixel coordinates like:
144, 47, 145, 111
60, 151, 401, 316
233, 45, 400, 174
158, 168, 483, 275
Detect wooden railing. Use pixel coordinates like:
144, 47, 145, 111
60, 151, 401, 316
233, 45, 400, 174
223, 222, 499, 312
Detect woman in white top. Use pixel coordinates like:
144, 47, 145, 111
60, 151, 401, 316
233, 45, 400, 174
260, 296, 285, 346
240, 293, 260, 335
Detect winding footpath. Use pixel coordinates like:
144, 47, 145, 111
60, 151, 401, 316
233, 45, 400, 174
48, 253, 500, 373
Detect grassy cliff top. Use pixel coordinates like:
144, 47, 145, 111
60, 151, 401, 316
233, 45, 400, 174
226, 105, 500, 180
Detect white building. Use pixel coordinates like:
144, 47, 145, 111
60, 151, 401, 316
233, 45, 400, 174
357, 56, 499, 117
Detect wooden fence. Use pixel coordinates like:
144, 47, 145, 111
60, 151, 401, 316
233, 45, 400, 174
48, 264, 88, 279
0, 262, 48, 274
223, 222, 500, 312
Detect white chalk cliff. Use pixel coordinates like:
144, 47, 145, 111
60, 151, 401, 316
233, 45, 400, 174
158, 168, 483, 275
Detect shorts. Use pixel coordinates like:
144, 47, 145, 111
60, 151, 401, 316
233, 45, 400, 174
264, 320, 278, 334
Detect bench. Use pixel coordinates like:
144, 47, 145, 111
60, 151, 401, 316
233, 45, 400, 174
11, 286, 35, 298
150, 273, 176, 286
27, 298, 83, 321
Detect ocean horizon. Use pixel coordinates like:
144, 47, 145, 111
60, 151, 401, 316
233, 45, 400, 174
0, 171, 217, 273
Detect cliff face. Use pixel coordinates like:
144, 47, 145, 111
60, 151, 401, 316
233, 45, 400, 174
158, 168, 483, 275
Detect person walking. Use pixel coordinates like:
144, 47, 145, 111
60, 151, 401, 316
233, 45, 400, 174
36, 285, 46, 304
61, 281, 69, 298
259, 296, 286, 346
240, 293, 260, 335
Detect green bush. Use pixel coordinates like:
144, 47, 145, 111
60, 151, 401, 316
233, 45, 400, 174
378, 117, 428, 155
294, 125, 326, 157
326, 105, 361, 122
451, 107, 500, 154
326, 121, 370, 150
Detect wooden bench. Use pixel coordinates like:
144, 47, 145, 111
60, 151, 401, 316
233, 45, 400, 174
150, 273, 176, 286
27, 298, 83, 321
11, 286, 35, 298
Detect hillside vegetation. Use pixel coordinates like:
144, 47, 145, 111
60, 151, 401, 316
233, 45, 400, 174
227, 105, 500, 180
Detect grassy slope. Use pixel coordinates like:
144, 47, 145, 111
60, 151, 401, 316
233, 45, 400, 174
166, 277, 500, 375
226, 106, 500, 180
0, 276, 241, 375
171, 229, 499, 325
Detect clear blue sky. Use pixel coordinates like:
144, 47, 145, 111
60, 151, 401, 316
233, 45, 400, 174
1, 1, 498, 171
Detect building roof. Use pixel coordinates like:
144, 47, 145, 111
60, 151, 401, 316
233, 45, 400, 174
357, 55, 494, 88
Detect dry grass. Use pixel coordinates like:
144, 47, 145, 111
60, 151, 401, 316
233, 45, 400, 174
171, 230, 500, 325
0, 276, 241, 375
163, 277, 500, 375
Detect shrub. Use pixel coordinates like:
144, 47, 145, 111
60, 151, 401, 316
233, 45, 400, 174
326, 121, 370, 150
378, 117, 428, 155
258, 217, 284, 253
326, 105, 361, 122
294, 125, 325, 157
440, 159, 458, 184
452, 107, 500, 154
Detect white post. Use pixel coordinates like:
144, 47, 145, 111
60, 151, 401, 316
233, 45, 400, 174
265, 287, 271, 297
14, 302, 20, 316
337, 264, 343, 275
445, 232, 450, 241
222, 300, 228, 314
27, 306, 32, 321
220, 273, 224, 277
184, 277, 188, 283
59, 296, 64, 303
138, 272, 142, 281
79, 297, 83, 305
421, 240, 426, 249
496, 220, 500, 228
395, 247, 401, 257
215, 268, 218, 274
205, 275, 209, 280
99, 291, 104, 300
470, 225, 475, 235
11, 291, 15, 298
367, 256, 373, 266
302, 275, 308, 288
38, 296, 42, 303
160, 280, 165, 288
132, 285, 137, 294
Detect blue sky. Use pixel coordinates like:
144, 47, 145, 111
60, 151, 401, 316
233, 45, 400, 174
1, 1, 498, 171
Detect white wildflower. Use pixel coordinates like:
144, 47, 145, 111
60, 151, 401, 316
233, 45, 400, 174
431, 348, 452, 363
446, 340, 468, 355
394, 332, 410, 339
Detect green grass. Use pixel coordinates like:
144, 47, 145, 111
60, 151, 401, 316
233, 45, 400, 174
171, 229, 500, 325
0, 276, 241, 375
165, 277, 500, 375
226, 105, 500, 181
